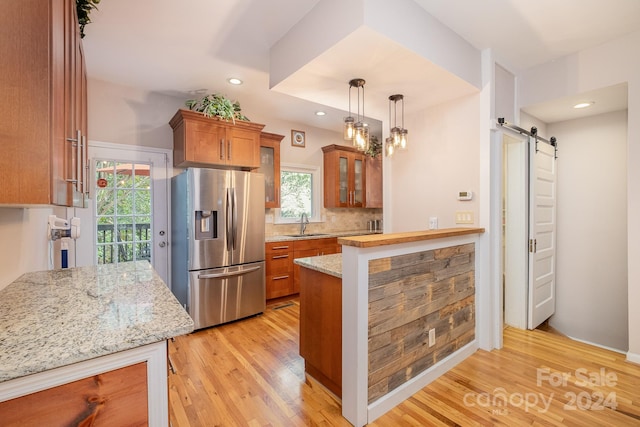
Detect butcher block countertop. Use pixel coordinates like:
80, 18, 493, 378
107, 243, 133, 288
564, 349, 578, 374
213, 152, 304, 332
0, 261, 194, 383
338, 227, 485, 248
294, 228, 484, 278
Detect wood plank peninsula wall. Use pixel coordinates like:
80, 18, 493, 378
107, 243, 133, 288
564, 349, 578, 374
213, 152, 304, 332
339, 227, 484, 427
367, 244, 476, 402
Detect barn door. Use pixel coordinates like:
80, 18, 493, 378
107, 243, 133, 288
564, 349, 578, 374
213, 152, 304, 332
528, 138, 557, 329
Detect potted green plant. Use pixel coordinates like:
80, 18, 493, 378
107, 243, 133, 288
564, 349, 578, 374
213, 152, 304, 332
77, 0, 101, 39
185, 93, 249, 124
365, 135, 382, 158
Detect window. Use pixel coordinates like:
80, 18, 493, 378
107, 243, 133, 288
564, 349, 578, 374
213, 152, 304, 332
277, 164, 321, 223
95, 161, 153, 265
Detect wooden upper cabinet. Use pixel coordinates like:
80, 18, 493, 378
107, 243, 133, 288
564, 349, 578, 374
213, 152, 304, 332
322, 144, 367, 208
170, 109, 265, 170
257, 132, 284, 208
0, 0, 88, 207
365, 154, 383, 208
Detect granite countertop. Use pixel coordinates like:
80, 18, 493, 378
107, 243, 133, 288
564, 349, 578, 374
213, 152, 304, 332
266, 229, 380, 243
294, 253, 342, 278
0, 261, 194, 383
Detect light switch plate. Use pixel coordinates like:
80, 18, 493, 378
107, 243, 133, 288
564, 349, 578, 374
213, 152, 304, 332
455, 211, 474, 224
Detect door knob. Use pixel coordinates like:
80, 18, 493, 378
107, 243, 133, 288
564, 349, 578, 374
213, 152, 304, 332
159, 241, 167, 248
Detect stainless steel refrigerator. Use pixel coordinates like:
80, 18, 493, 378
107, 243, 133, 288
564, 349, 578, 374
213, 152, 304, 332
171, 168, 265, 330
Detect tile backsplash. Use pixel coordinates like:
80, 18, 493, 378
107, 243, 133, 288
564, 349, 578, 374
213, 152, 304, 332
265, 208, 382, 237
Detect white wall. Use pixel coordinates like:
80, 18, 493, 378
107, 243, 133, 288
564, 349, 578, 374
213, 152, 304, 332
0, 208, 54, 289
389, 94, 480, 232
549, 110, 628, 351
519, 112, 548, 139
88, 78, 186, 150
518, 30, 640, 359
495, 64, 515, 123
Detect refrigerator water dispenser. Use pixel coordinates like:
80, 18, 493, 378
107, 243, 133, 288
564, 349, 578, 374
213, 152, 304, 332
195, 210, 217, 240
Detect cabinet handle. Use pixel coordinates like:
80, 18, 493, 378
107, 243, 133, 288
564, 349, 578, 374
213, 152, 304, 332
82, 135, 89, 199
65, 130, 81, 189
272, 275, 289, 280
271, 254, 289, 259
227, 140, 231, 160
220, 139, 225, 160
76, 130, 82, 193
271, 245, 290, 250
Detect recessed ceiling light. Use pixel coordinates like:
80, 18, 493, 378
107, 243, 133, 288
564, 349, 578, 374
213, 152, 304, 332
188, 88, 209, 95
227, 78, 243, 85
573, 101, 594, 109
315, 111, 326, 116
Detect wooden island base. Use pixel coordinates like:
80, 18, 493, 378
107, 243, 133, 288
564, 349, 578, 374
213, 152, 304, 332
298, 266, 342, 398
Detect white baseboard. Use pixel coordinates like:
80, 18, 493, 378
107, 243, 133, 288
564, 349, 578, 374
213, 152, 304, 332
564, 334, 626, 354
367, 340, 478, 423
627, 352, 640, 365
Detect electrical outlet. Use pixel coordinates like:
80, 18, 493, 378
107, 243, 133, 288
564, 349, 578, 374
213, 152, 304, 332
429, 216, 438, 230
428, 328, 436, 347
455, 211, 474, 224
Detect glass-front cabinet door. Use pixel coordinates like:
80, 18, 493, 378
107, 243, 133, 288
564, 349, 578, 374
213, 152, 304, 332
352, 156, 364, 206
322, 144, 367, 208
258, 132, 284, 208
260, 146, 275, 203
339, 155, 348, 205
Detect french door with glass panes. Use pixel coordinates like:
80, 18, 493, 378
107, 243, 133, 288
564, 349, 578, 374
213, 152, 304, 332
82, 143, 170, 284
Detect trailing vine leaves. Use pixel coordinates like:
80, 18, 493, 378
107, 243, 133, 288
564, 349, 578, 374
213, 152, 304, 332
365, 135, 382, 158
185, 94, 250, 123
77, 0, 101, 39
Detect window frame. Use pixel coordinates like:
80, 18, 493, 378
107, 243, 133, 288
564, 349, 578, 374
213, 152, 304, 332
275, 163, 322, 224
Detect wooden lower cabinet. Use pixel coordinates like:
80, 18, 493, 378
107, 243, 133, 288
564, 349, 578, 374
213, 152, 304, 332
292, 238, 341, 293
0, 362, 148, 426
266, 241, 294, 300
299, 266, 342, 397
265, 238, 341, 299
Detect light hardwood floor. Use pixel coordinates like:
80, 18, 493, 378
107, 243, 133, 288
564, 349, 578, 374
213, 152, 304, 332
169, 297, 640, 426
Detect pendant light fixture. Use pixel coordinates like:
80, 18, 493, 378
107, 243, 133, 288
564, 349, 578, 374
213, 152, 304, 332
386, 94, 408, 157
344, 78, 369, 152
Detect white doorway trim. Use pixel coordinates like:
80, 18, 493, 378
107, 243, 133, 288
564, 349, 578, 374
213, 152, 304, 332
503, 132, 528, 329
74, 141, 173, 285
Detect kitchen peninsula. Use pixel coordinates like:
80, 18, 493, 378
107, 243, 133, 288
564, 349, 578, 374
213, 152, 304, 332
295, 227, 484, 427
0, 261, 194, 426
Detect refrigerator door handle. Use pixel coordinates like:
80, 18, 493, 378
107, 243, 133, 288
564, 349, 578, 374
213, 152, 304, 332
197, 265, 262, 279
226, 188, 233, 251
232, 187, 238, 250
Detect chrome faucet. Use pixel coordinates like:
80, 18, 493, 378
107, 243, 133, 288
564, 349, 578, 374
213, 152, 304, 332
300, 213, 309, 235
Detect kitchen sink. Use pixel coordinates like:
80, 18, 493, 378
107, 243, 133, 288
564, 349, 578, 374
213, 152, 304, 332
285, 233, 329, 238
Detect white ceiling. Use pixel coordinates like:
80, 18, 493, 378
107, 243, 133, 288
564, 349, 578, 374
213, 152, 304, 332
82, 0, 640, 130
